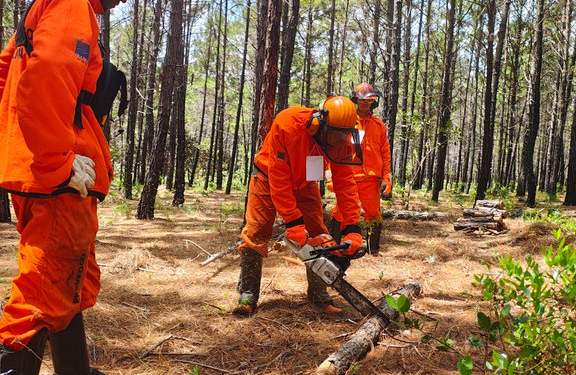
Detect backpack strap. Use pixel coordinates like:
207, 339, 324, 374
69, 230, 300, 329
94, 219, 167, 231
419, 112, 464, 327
15, 0, 37, 56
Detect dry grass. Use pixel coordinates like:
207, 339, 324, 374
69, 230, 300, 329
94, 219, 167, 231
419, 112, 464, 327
0, 188, 566, 375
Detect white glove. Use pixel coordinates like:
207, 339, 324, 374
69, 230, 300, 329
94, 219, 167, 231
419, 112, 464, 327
69, 154, 96, 198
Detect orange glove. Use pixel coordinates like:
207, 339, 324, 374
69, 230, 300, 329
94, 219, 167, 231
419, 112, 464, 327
286, 224, 308, 247
342, 232, 363, 255
380, 173, 392, 199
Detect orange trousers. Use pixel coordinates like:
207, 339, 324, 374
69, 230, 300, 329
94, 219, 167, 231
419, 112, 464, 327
332, 176, 382, 226
240, 174, 327, 257
0, 194, 100, 350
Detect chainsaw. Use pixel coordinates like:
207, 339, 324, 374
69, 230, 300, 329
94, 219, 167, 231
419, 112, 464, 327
283, 233, 390, 323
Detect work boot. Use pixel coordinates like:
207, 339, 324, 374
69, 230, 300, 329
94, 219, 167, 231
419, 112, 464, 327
367, 223, 382, 255
0, 328, 48, 375
232, 248, 262, 317
306, 267, 341, 313
328, 218, 342, 243
48, 312, 107, 375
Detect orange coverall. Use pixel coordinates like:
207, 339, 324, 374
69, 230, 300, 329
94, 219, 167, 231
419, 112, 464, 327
331, 113, 391, 225
0, 0, 111, 350
241, 107, 360, 257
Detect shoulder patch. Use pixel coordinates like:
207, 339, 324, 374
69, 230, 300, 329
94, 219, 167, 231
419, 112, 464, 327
277, 151, 285, 161
74, 40, 90, 62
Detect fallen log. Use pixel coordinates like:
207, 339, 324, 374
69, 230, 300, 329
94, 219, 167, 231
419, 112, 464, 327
475, 200, 504, 209
463, 207, 508, 219
381, 210, 452, 221
454, 215, 508, 233
316, 282, 422, 375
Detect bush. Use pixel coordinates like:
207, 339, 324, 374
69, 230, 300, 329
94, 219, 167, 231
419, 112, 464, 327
465, 229, 576, 374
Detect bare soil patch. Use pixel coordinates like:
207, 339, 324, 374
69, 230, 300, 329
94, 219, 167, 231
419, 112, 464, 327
0, 189, 563, 374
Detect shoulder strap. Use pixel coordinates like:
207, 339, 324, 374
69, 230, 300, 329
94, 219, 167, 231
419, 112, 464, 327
15, 0, 37, 56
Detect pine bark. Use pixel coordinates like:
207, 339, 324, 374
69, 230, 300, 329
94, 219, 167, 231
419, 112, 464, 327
432, 0, 457, 202
136, 0, 184, 219
520, 0, 545, 207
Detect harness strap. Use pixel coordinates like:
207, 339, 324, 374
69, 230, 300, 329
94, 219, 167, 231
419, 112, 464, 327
74, 90, 94, 129
15, 0, 37, 55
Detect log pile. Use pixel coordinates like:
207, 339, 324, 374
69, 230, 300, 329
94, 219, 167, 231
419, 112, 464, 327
454, 200, 509, 235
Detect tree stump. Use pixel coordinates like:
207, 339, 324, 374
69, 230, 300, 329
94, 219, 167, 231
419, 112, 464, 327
315, 282, 422, 375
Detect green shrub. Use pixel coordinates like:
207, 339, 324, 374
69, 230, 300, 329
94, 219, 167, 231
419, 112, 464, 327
467, 229, 576, 374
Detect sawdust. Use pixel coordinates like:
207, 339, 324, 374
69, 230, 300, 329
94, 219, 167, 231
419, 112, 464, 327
0, 188, 564, 375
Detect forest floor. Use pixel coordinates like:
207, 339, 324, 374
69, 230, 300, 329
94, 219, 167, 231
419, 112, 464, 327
0, 185, 574, 375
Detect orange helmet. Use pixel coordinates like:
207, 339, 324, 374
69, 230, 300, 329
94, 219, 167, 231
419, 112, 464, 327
307, 96, 363, 166
308, 96, 357, 135
351, 83, 381, 109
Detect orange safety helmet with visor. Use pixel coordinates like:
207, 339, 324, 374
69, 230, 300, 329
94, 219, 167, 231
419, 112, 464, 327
307, 96, 363, 166
351, 82, 382, 110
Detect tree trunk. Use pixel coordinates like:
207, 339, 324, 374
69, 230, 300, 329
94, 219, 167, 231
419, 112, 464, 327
173, 0, 195, 206
386, 0, 402, 161
123, 0, 141, 199
521, 0, 545, 207
412, 0, 431, 190
369, 0, 381, 83
432, 0, 457, 202
337, 0, 350, 94
139, 0, 163, 186
565, 100, 576, 205
475, 0, 496, 200
204, 0, 224, 190
326, 0, 336, 96
226, 0, 252, 194
136, 0, 184, 219
256, 0, 281, 139
276, 0, 299, 113
398, 0, 412, 187
190, 2, 214, 187
215, 0, 229, 190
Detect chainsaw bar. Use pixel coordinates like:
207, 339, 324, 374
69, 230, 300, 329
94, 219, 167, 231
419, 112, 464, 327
331, 276, 391, 324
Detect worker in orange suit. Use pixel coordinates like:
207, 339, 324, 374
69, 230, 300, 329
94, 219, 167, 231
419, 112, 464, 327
233, 96, 365, 317
328, 83, 392, 255
0, 0, 126, 374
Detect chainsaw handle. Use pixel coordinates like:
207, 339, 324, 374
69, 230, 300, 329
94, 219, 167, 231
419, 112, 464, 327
309, 242, 350, 256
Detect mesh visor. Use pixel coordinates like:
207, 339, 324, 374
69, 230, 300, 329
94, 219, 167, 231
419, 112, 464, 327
316, 124, 363, 165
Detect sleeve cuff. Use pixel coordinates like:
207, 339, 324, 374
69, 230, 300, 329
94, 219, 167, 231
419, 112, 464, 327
285, 216, 305, 228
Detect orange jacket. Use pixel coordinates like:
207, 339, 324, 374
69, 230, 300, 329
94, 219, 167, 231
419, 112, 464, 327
254, 107, 360, 228
352, 114, 391, 182
0, 0, 112, 200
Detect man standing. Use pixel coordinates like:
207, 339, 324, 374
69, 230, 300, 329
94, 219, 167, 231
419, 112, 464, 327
0, 0, 126, 373
233, 96, 364, 317
328, 83, 392, 255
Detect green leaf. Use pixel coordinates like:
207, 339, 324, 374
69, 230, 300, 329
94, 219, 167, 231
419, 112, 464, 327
457, 355, 474, 375
396, 295, 411, 313
469, 335, 484, 347
477, 311, 491, 332
385, 294, 399, 310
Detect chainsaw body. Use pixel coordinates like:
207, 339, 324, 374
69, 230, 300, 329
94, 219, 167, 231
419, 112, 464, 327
283, 234, 389, 322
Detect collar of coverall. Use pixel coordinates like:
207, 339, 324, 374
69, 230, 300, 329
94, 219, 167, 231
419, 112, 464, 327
89, 0, 105, 14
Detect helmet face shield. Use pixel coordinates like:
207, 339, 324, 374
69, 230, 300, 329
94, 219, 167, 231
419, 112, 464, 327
314, 123, 363, 165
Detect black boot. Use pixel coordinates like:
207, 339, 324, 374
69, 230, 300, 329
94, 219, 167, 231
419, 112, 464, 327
0, 328, 48, 375
48, 312, 106, 375
367, 223, 382, 255
306, 267, 335, 308
328, 218, 342, 243
233, 248, 262, 317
